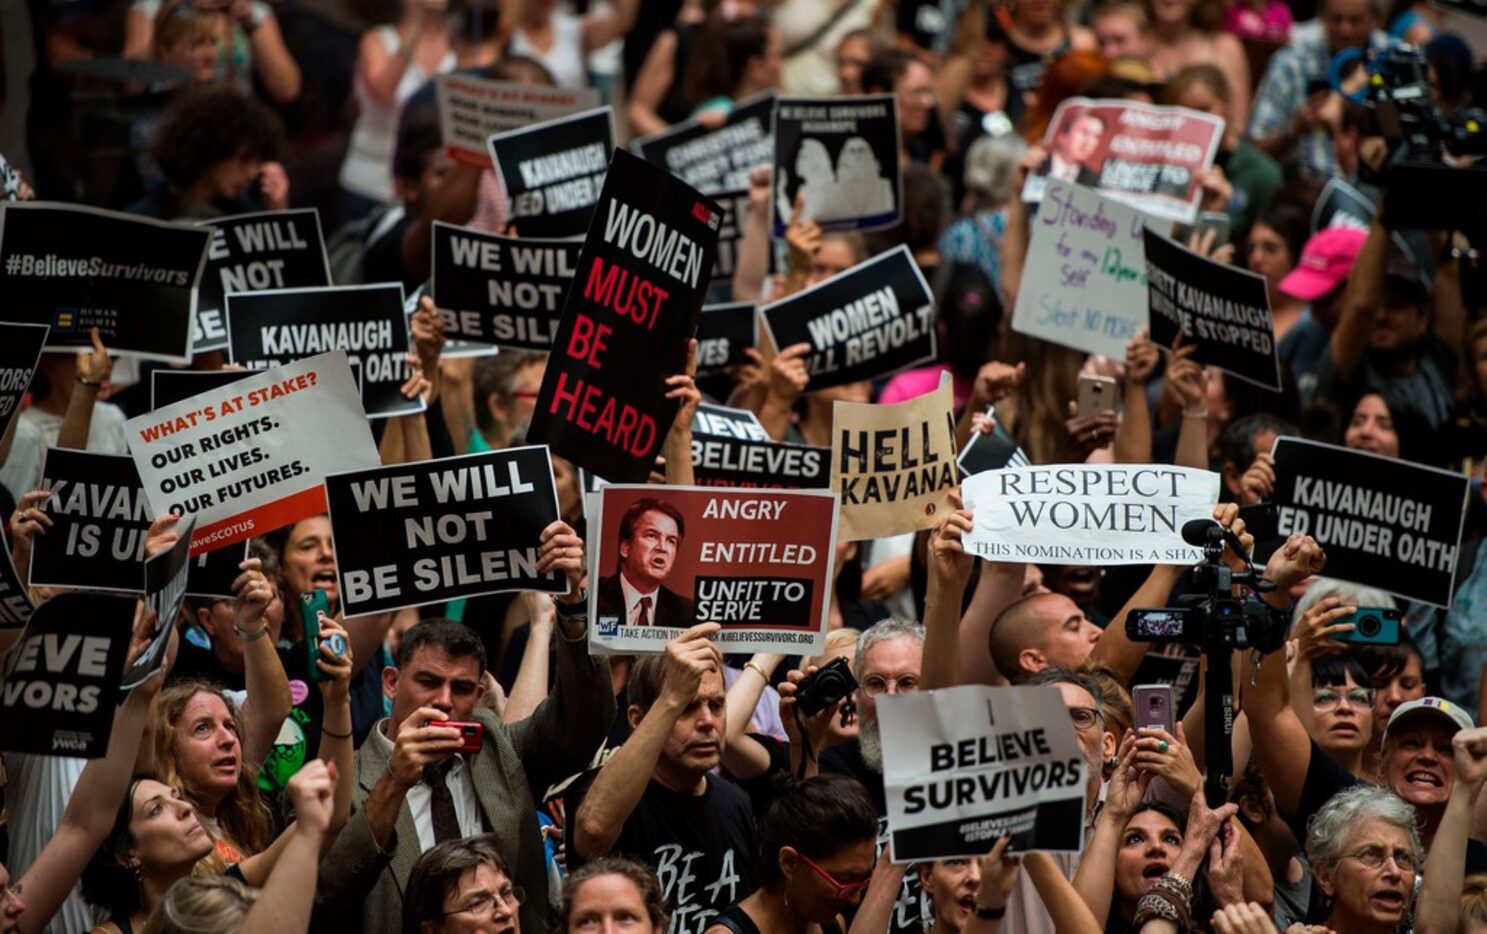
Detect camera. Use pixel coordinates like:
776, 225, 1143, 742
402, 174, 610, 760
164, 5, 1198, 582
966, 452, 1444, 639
1127, 596, 1285, 652
1334, 44, 1487, 166
794, 657, 857, 717
1335, 607, 1403, 645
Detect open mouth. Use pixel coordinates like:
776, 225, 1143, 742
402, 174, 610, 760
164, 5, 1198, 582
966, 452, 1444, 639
1142, 862, 1169, 880
213, 756, 238, 773
1370, 890, 1406, 911
957, 895, 977, 914
1331, 722, 1359, 736
311, 571, 337, 589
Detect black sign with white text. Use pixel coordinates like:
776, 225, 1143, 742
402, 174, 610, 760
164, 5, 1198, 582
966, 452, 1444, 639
120, 517, 193, 690
1145, 229, 1280, 391
227, 284, 418, 419
529, 149, 722, 483
0, 592, 134, 757
634, 92, 776, 195
489, 107, 613, 239
696, 302, 757, 378
194, 210, 331, 353
325, 447, 565, 615
430, 222, 580, 349
31, 449, 150, 593
690, 403, 828, 488
0, 548, 33, 629
761, 245, 935, 389
0, 322, 48, 441
773, 95, 902, 235
0, 202, 210, 362
957, 406, 1030, 477
1272, 437, 1467, 607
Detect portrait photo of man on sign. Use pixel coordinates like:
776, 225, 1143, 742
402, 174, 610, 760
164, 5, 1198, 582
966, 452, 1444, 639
596, 497, 696, 629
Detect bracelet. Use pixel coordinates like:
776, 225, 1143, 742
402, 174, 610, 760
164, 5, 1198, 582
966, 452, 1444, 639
234, 623, 268, 642
743, 661, 771, 680
1152, 871, 1194, 901
1133, 890, 1188, 929
1182, 409, 1208, 419
320, 726, 351, 739
974, 904, 1006, 920
76, 375, 101, 387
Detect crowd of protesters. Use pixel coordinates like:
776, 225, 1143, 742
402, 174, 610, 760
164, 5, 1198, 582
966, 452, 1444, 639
1, 0, 1487, 932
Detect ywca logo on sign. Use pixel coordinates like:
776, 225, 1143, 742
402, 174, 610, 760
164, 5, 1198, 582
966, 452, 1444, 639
692, 202, 720, 231
52, 730, 91, 752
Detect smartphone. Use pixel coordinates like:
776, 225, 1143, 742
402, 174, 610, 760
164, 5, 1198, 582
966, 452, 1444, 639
1195, 211, 1232, 247
1236, 502, 1279, 545
429, 720, 485, 754
1134, 684, 1175, 734
300, 590, 330, 682
1335, 607, 1403, 645
1077, 375, 1118, 416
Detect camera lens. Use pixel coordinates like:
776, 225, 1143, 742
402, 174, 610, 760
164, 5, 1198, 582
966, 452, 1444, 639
1358, 615, 1381, 637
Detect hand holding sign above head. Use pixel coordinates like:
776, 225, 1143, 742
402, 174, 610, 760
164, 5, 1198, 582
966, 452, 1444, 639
659, 623, 724, 710
9, 488, 53, 571
1125, 331, 1161, 386
76, 327, 114, 389
969, 361, 1026, 411
784, 194, 823, 283
143, 513, 182, 559
124, 604, 175, 699
928, 493, 976, 596
1237, 452, 1276, 506
976, 836, 1023, 914
231, 556, 274, 630
410, 296, 447, 387
536, 520, 586, 607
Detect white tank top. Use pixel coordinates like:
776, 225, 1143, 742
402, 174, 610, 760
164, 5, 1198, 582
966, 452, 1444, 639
339, 25, 456, 203
509, 11, 587, 90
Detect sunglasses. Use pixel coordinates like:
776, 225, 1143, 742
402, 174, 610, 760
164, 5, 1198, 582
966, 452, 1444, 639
798, 852, 873, 901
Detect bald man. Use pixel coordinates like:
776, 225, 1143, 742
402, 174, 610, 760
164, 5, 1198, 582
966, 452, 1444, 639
989, 592, 1103, 684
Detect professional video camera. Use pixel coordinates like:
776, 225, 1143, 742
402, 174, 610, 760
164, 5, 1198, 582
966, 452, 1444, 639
1334, 43, 1487, 166
1124, 519, 1289, 805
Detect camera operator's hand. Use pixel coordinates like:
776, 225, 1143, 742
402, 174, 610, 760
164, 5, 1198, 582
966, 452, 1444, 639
1292, 596, 1356, 661
1360, 137, 1390, 176
1133, 723, 1200, 800
1172, 787, 1238, 882
1212, 503, 1255, 573
1204, 815, 1246, 909
1265, 534, 1326, 592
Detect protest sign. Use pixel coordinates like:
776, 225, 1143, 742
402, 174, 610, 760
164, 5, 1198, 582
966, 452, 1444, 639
588, 485, 837, 654
1312, 178, 1376, 233
151, 369, 252, 408
324, 447, 565, 615
120, 516, 193, 690
226, 283, 419, 418
761, 245, 935, 389
772, 95, 902, 235
528, 149, 722, 484
436, 73, 600, 168
961, 464, 1220, 564
1021, 98, 1224, 224
1010, 179, 1150, 359
695, 302, 757, 378
1145, 229, 1280, 391
693, 404, 829, 489
0, 202, 210, 362
0, 592, 134, 757
693, 403, 767, 440
489, 108, 613, 239
193, 209, 331, 353
957, 406, 1029, 477
633, 92, 775, 195
1272, 437, 1466, 607
430, 222, 579, 349
831, 375, 957, 541
880, 685, 1088, 860
0, 322, 48, 441
0, 548, 33, 629
402, 284, 495, 359
126, 351, 379, 555
31, 449, 150, 593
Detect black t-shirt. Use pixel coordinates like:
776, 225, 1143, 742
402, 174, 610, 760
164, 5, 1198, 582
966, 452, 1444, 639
168, 637, 324, 795
566, 770, 757, 933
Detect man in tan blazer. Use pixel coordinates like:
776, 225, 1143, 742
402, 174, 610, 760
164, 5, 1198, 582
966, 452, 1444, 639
317, 522, 613, 933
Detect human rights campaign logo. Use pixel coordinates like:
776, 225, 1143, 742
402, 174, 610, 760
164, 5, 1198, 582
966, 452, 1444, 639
53, 308, 77, 331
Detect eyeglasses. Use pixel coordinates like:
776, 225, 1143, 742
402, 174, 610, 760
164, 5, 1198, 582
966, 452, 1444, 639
1314, 688, 1375, 710
445, 885, 525, 918
862, 675, 920, 697
1342, 846, 1417, 872
0, 882, 22, 906
798, 852, 873, 901
1068, 706, 1103, 732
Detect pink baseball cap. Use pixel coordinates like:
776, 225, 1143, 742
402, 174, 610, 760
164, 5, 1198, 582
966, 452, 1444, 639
1278, 227, 1368, 302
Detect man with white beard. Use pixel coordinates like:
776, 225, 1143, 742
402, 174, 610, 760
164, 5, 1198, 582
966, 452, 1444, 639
820, 618, 926, 932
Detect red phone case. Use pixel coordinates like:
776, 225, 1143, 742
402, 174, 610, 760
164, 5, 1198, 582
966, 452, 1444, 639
429, 720, 484, 754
